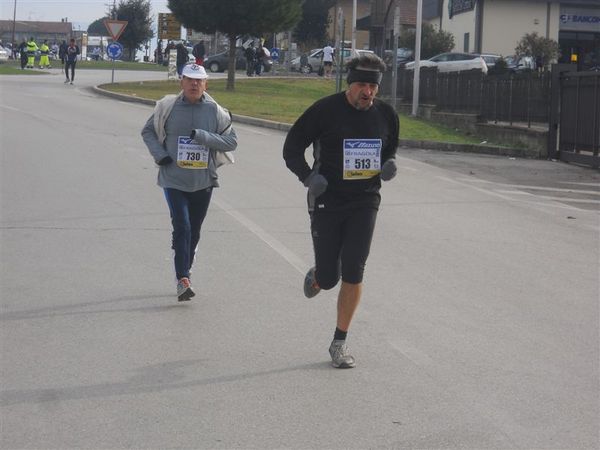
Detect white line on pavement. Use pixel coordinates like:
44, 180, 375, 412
212, 198, 307, 275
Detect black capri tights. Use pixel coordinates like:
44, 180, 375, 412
311, 207, 378, 289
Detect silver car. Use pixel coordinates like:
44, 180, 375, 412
405, 52, 488, 74
0, 45, 9, 62
291, 48, 374, 74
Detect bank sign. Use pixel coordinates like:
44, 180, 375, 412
560, 6, 600, 32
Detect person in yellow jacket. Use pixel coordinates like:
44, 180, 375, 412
26, 37, 38, 69
39, 40, 51, 69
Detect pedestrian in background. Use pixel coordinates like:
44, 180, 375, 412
321, 43, 334, 78
64, 38, 80, 85
192, 40, 205, 66
18, 40, 27, 70
141, 63, 238, 301
58, 40, 67, 71
254, 41, 265, 76
244, 43, 256, 77
39, 39, 51, 69
175, 42, 189, 78
26, 37, 38, 69
283, 53, 399, 369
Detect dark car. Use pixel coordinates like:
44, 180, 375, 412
505, 55, 536, 72
203, 48, 272, 73
383, 48, 414, 68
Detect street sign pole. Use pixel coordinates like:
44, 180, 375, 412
104, 19, 127, 84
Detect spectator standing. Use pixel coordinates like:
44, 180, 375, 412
18, 40, 27, 69
244, 43, 256, 77
175, 42, 189, 78
255, 41, 265, 76
322, 43, 334, 78
39, 40, 51, 69
192, 40, 205, 65
64, 38, 80, 85
58, 40, 67, 68
26, 37, 38, 69
164, 41, 175, 61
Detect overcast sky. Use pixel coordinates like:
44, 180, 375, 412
1, 0, 170, 30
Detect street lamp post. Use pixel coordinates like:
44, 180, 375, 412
11, 0, 17, 57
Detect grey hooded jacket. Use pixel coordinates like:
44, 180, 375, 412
141, 91, 237, 192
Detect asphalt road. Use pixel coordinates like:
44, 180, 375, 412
1, 70, 598, 449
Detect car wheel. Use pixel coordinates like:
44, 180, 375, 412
300, 64, 312, 74
209, 62, 220, 73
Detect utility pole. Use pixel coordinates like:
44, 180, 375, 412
411, 0, 423, 116
351, 0, 357, 51
335, 7, 344, 93
11, 0, 17, 56
391, 2, 400, 110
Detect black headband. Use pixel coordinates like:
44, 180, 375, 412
347, 68, 383, 85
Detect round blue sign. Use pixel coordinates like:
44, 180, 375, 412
107, 42, 123, 60
270, 48, 279, 61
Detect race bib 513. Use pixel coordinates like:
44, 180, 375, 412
343, 139, 382, 180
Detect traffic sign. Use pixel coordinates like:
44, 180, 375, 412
158, 13, 181, 40
107, 42, 123, 60
104, 19, 128, 41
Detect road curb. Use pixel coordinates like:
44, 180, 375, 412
92, 85, 535, 158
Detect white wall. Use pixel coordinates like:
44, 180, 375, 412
481, 0, 558, 56
441, 2, 477, 52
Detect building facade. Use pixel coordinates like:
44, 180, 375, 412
0, 20, 73, 47
327, 0, 372, 49
423, 0, 599, 69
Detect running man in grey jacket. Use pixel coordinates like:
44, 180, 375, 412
141, 63, 238, 301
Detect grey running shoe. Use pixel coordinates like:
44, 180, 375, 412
303, 267, 321, 298
176, 277, 195, 302
329, 340, 356, 369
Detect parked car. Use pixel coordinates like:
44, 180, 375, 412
290, 48, 374, 74
505, 55, 536, 72
203, 48, 272, 73
475, 53, 502, 69
405, 52, 488, 74
0, 45, 9, 62
383, 48, 414, 68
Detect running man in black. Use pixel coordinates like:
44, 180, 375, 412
283, 53, 399, 368
64, 38, 80, 85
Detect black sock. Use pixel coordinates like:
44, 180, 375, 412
334, 327, 347, 341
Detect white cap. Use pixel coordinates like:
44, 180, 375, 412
182, 64, 208, 79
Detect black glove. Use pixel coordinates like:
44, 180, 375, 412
380, 159, 397, 181
303, 172, 328, 197
157, 156, 173, 166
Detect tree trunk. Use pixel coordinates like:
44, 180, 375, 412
226, 35, 237, 91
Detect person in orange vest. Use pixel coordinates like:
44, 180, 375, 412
39, 39, 51, 69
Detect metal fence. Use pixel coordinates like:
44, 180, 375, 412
557, 71, 600, 167
383, 68, 552, 126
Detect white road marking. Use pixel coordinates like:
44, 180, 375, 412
494, 190, 600, 204
213, 198, 307, 275
457, 177, 600, 195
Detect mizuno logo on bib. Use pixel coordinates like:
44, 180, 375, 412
177, 136, 209, 169
342, 139, 382, 180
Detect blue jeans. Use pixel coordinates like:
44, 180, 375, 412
163, 187, 212, 280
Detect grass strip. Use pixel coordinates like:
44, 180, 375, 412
103, 77, 484, 145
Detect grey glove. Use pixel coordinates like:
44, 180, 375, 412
303, 172, 328, 197
381, 159, 397, 181
190, 129, 203, 140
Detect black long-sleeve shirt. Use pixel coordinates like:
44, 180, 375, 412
283, 91, 399, 210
